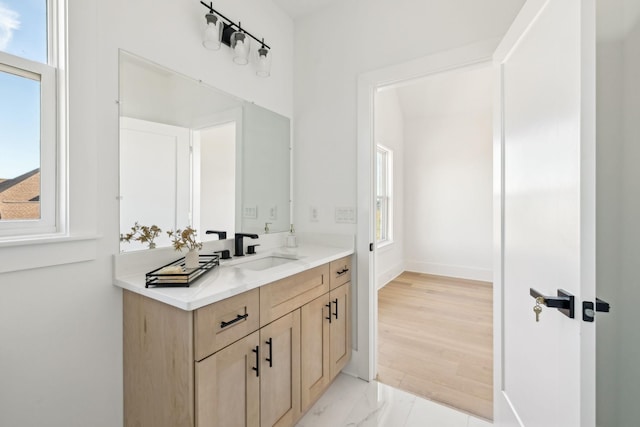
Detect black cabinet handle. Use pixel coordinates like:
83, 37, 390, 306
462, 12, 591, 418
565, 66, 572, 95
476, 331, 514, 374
325, 302, 332, 324
332, 298, 339, 320
252, 346, 259, 377
220, 313, 249, 329
336, 267, 349, 276
265, 338, 273, 368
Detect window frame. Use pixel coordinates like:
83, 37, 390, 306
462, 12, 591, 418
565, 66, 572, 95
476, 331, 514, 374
376, 143, 393, 247
0, 0, 65, 239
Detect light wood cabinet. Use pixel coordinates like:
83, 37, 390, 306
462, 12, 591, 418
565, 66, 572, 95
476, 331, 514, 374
300, 282, 352, 412
194, 288, 260, 361
259, 311, 301, 427
195, 332, 260, 427
329, 282, 351, 379
300, 293, 331, 411
124, 290, 195, 427
329, 256, 352, 290
260, 264, 329, 326
123, 256, 351, 427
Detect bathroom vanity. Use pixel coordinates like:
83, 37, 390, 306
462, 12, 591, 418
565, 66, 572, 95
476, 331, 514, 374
115, 245, 352, 427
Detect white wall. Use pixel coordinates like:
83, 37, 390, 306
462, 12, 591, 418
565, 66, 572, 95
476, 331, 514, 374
0, 1, 293, 426
293, 0, 525, 234
374, 88, 404, 288
400, 69, 493, 282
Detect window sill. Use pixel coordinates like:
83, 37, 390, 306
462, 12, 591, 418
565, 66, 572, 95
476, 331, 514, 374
0, 234, 100, 274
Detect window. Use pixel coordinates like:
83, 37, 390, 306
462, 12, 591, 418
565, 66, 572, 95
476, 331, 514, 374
376, 144, 392, 245
0, 0, 63, 237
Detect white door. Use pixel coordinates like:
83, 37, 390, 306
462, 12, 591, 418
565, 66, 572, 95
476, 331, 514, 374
493, 0, 596, 426
120, 117, 191, 251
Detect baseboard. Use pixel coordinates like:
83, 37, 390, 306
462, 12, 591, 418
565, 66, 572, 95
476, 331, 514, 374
376, 262, 404, 290
404, 260, 492, 282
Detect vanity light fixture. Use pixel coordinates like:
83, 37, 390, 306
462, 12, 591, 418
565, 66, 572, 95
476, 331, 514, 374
230, 23, 250, 65
202, 12, 223, 50
256, 39, 272, 77
200, 1, 272, 77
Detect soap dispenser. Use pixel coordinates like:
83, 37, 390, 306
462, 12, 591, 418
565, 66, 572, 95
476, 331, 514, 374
286, 224, 297, 248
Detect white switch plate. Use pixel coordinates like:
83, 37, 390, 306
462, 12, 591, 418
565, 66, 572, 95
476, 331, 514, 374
269, 205, 277, 220
243, 206, 258, 219
310, 206, 319, 222
335, 206, 356, 223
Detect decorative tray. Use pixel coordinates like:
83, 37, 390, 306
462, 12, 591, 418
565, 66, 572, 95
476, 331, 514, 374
145, 253, 220, 288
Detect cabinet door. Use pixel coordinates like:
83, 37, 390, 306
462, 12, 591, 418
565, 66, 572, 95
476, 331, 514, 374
329, 282, 351, 380
260, 311, 301, 427
195, 331, 260, 427
300, 293, 331, 411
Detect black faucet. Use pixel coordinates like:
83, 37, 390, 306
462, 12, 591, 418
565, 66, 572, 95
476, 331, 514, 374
206, 230, 227, 239
234, 233, 259, 257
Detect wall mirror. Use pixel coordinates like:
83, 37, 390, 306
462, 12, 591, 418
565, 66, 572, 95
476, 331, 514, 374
118, 51, 291, 252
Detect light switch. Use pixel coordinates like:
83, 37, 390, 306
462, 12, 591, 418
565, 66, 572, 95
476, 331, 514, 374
335, 206, 356, 223
243, 206, 258, 219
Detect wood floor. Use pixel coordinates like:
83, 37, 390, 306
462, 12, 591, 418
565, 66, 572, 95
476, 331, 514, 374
377, 272, 493, 420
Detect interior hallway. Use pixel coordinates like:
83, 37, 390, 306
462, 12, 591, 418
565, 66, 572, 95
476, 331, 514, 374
377, 272, 493, 420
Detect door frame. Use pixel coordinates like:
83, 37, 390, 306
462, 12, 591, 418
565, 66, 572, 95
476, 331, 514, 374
353, 39, 500, 381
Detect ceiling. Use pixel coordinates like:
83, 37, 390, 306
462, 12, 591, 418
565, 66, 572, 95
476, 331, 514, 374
272, 0, 342, 19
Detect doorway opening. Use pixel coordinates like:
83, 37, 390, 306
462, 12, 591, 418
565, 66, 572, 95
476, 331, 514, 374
371, 64, 494, 420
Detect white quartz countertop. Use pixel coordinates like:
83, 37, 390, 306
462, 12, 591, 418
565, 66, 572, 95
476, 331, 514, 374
113, 244, 354, 311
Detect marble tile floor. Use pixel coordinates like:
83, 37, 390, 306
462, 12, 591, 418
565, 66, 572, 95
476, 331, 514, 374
296, 373, 492, 427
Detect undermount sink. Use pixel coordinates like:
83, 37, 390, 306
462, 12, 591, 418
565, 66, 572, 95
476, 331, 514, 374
237, 255, 298, 271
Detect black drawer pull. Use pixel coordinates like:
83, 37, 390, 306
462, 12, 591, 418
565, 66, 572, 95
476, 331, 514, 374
325, 302, 332, 324
220, 313, 249, 329
336, 267, 349, 276
332, 298, 339, 320
252, 346, 259, 377
265, 338, 273, 367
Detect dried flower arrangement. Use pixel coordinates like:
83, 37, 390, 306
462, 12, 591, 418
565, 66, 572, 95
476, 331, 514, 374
120, 222, 162, 249
167, 226, 203, 252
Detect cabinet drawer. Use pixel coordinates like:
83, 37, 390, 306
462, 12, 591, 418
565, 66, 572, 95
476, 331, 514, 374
194, 288, 260, 361
329, 256, 352, 289
260, 264, 330, 326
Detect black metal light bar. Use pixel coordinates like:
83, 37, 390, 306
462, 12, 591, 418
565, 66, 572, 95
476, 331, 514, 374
200, 1, 271, 50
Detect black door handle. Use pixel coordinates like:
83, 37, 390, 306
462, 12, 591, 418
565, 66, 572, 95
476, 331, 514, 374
530, 288, 575, 318
332, 298, 339, 320
583, 298, 611, 322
